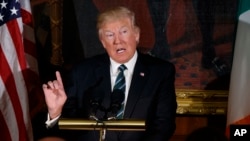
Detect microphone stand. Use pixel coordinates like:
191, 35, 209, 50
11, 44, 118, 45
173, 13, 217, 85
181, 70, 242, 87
100, 127, 106, 141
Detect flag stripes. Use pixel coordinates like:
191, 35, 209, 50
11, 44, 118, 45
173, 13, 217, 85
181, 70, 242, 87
0, 43, 28, 141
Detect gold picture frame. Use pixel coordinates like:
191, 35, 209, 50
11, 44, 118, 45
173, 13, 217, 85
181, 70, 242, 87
176, 89, 228, 115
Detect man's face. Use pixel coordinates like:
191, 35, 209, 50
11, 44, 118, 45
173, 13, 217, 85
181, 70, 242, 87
99, 17, 140, 64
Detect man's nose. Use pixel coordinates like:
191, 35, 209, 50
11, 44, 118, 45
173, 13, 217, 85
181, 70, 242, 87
114, 34, 121, 44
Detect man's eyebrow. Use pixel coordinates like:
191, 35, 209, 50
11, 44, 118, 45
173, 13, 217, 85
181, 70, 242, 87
120, 25, 129, 29
102, 30, 113, 33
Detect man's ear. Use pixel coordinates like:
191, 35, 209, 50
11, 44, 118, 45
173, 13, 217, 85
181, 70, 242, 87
135, 28, 140, 43
135, 32, 140, 44
99, 33, 107, 49
136, 34, 140, 42
100, 39, 106, 49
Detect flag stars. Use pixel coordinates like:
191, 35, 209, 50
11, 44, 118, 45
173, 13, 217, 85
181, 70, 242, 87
0, 0, 21, 25
0, 14, 3, 21
1, 0, 7, 9
10, 6, 18, 15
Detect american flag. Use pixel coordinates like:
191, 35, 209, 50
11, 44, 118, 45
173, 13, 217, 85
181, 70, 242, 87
0, 0, 39, 141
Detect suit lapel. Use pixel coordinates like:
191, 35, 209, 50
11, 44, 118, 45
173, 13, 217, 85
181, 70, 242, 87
123, 54, 149, 118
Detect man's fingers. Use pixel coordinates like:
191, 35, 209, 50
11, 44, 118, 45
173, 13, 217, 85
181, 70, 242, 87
53, 80, 59, 89
42, 84, 48, 90
47, 81, 54, 89
42, 84, 52, 97
55, 71, 64, 87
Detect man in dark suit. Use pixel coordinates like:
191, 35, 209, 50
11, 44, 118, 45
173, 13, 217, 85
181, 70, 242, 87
42, 6, 177, 141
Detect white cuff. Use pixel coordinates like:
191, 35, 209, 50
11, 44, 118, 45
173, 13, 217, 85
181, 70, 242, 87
45, 113, 61, 128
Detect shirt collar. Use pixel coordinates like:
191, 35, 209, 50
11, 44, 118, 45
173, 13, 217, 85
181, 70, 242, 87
110, 51, 138, 75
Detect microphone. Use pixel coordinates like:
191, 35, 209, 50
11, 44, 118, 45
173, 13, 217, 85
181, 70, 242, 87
89, 99, 102, 121
108, 89, 124, 120
87, 78, 104, 120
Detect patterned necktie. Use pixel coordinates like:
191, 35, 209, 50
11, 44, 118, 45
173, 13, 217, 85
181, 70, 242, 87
114, 64, 127, 119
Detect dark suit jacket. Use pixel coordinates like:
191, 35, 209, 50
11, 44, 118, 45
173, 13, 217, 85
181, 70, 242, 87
51, 52, 177, 141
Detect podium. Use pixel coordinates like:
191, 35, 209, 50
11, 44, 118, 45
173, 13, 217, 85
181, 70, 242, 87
59, 118, 145, 141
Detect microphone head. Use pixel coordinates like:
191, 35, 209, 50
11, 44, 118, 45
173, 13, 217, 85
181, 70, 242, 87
109, 89, 124, 116
111, 89, 124, 104
85, 77, 104, 118
88, 89, 104, 107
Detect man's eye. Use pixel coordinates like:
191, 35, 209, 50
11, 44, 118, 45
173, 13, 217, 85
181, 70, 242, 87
121, 30, 127, 34
105, 33, 114, 38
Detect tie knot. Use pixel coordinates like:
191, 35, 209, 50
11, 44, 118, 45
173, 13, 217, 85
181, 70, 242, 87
118, 64, 127, 72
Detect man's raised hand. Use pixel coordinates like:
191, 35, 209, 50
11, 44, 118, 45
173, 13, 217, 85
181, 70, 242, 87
42, 71, 67, 119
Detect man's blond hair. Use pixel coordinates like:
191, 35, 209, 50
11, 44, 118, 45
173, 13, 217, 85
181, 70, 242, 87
97, 6, 139, 36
